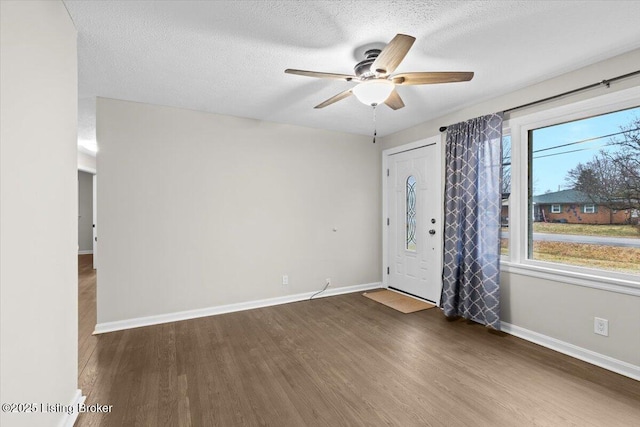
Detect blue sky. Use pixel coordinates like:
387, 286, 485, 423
528, 106, 639, 195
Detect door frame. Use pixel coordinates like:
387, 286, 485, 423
92, 173, 97, 270
382, 135, 444, 303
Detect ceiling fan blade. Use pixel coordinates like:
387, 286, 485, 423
285, 69, 357, 81
314, 88, 353, 109
392, 71, 474, 85
384, 88, 405, 110
371, 34, 416, 76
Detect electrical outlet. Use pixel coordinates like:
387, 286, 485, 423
326, 278, 331, 287
282, 275, 288, 285
594, 317, 609, 336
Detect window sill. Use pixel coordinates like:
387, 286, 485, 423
500, 260, 640, 296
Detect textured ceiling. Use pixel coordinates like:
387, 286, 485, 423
65, 0, 640, 155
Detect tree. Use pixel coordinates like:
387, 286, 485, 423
566, 154, 627, 223
565, 116, 640, 224
502, 136, 511, 196
607, 117, 640, 209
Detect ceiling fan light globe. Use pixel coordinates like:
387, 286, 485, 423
352, 80, 395, 106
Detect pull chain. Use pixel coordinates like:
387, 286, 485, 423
372, 104, 377, 144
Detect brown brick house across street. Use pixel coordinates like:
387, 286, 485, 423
532, 189, 639, 225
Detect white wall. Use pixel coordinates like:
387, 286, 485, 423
501, 273, 640, 365
96, 98, 380, 324
0, 2, 79, 427
381, 49, 640, 368
78, 171, 94, 252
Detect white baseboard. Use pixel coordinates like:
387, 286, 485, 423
78, 250, 93, 255
501, 321, 640, 381
58, 389, 85, 427
94, 282, 382, 335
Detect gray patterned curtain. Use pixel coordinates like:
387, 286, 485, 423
441, 113, 503, 330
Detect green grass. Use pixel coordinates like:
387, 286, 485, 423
501, 238, 639, 274
532, 222, 639, 238
532, 241, 640, 275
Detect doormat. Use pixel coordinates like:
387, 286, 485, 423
363, 289, 436, 314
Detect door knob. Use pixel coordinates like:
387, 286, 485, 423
429, 229, 436, 235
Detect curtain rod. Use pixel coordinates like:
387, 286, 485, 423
439, 69, 640, 132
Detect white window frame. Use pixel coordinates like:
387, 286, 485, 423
583, 204, 596, 214
551, 204, 561, 213
502, 85, 640, 296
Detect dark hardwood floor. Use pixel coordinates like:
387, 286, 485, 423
76, 255, 640, 426
78, 254, 98, 396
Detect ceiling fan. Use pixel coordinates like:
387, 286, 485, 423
285, 34, 473, 110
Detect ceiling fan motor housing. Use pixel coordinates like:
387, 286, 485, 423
354, 49, 381, 78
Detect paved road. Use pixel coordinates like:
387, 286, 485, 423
501, 232, 640, 248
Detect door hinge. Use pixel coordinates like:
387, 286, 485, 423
387, 168, 389, 177
387, 218, 389, 226
387, 267, 390, 275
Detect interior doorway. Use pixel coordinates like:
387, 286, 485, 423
78, 170, 94, 258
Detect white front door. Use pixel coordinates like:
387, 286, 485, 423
387, 143, 442, 304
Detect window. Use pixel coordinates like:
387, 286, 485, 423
406, 175, 417, 251
528, 105, 639, 276
500, 133, 511, 256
